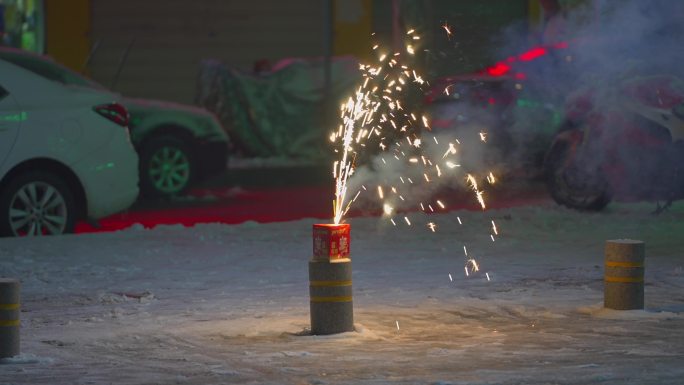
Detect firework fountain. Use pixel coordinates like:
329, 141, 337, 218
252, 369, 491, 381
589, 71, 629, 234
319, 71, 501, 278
331, 28, 497, 272
310, 27, 498, 334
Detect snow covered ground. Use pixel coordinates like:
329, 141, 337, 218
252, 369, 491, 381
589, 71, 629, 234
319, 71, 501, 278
1, 201, 684, 384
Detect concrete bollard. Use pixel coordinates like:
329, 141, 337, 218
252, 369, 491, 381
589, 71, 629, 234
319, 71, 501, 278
309, 259, 354, 334
309, 224, 354, 335
604, 239, 645, 310
0, 278, 20, 358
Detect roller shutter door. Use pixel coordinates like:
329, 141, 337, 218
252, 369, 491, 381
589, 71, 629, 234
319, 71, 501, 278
89, 0, 325, 104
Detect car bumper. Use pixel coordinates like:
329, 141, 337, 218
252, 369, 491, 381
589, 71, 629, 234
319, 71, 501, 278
195, 139, 228, 178
72, 135, 139, 219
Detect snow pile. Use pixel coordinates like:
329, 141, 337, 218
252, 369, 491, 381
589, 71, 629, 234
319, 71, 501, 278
1, 202, 683, 384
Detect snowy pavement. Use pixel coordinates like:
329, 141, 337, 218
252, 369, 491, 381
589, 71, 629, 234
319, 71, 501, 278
1, 201, 684, 384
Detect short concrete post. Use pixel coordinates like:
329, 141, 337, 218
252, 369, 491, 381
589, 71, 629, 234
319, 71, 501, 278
604, 239, 645, 310
309, 224, 354, 335
0, 278, 20, 358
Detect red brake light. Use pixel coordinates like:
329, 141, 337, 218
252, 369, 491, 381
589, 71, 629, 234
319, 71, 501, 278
519, 47, 547, 62
486, 62, 511, 77
93, 103, 129, 127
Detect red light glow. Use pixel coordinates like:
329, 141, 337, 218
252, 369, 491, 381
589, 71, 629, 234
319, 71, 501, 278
519, 47, 547, 62
486, 62, 511, 77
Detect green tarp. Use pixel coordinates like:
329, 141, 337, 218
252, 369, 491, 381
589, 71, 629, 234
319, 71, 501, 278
196, 56, 361, 159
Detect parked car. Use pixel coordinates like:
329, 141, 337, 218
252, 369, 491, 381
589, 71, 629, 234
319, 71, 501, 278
0, 57, 138, 237
0, 48, 230, 198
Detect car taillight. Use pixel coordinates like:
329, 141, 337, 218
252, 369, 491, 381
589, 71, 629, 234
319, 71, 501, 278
93, 103, 129, 127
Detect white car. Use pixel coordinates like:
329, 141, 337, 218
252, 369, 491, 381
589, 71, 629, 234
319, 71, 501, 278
0, 52, 139, 237
0, 48, 230, 198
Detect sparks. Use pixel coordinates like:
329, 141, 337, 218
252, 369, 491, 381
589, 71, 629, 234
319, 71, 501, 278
491, 220, 498, 235
443, 143, 457, 159
442, 22, 452, 39
486, 272, 491, 281
427, 222, 437, 232
449, 273, 453, 282
466, 174, 486, 210
331, 37, 434, 225
404, 216, 411, 226
479, 132, 487, 142
422, 115, 429, 129
351, 190, 361, 202
466, 258, 480, 275
457, 216, 462, 225
436, 200, 445, 209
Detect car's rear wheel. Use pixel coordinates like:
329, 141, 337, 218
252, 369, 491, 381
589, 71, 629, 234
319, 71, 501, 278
546, 139, 612, 211
139, 136, 194, 197
0, 171, 76, 237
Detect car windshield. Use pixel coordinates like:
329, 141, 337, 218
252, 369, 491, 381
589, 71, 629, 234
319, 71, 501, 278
0, 51, 106, 90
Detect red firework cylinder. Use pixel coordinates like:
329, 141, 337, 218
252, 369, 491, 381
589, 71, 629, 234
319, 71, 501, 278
312, 224, 350, 261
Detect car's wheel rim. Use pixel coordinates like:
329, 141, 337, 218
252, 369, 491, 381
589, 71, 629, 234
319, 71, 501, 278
149, 146, 190, 194
553, 163, 606, 206
8, 182, 68, 236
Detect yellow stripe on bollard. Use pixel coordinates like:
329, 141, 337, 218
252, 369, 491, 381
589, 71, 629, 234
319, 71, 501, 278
0, 320, 19, 327
310, 296, 353, 303
0, 303, 19, 311
309, 280, 352, 287
605, 261, 643, 268
605, 276, 644, 283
